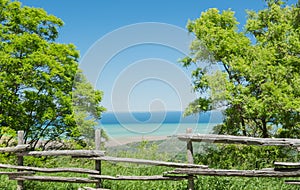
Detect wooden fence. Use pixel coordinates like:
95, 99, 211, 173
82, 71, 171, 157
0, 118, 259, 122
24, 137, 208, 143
177, 132, 300, 189
1, 130, 300, 190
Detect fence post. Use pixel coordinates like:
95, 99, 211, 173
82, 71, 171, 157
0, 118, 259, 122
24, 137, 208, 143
17, 130, 24, 190
186, 128, 194, 190
95, 129, 102, 188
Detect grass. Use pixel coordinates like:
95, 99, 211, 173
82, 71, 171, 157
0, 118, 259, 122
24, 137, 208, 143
0, 140, 300, 189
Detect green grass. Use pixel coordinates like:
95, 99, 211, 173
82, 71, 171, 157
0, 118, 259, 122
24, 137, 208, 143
1, 141, 300, 189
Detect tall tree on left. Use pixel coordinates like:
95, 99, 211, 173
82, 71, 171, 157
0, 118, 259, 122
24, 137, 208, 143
0, 0, 105, 149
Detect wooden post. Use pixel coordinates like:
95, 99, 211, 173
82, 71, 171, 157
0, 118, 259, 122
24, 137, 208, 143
95, 129, 102, 188
187, 140, 194, 164
17, 131, 24, 190
186, 128, 194, 190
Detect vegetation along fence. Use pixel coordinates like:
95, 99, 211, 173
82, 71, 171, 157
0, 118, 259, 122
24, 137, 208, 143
1, 130, 300, 190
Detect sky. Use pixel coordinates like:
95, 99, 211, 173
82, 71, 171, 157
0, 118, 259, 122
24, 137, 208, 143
19, 0, 298, 113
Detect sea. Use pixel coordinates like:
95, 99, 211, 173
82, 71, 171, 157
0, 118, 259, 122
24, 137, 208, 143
97, 111, 223, 139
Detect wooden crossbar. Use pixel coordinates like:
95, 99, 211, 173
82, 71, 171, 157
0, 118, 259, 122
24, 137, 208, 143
0, 164, 99, 174
20, 150, 105, 157
0, 145, 29, 153
274, 162, 300, 167
285, 180, 300, 185
177, 134, 300, 147
0, 171, 34, 175
167, 168, 300, 177
9, 175, 98, 183
89, 174, 189, 181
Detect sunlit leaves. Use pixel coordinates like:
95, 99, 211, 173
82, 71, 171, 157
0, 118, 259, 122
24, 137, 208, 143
183, 0, 300, 138
0, 0, 105, 149
73, 71, 106, 146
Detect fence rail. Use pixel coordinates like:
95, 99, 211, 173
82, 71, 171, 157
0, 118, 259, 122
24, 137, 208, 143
89, 174, 190, 181
0, 171, 34, 175
167, 168, 300, 177
177, 134, 300, 147
0, 145, 29, 153
19, 150, 105, 157
9, 176, 99, 183
0, 164, 99, 175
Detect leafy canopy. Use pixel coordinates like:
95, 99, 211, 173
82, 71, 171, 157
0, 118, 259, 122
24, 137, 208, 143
0, 0, 105, 149
182, 0, 300, 138
73, 71, 107, 147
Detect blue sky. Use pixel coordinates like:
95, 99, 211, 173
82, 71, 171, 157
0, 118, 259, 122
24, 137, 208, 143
19, 0, 298, 113
19, 0, 275, 54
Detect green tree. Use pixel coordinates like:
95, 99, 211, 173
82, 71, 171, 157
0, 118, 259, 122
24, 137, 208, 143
73, 70, 107, 147
0, 0, 105, 149
182, 0, 300, 138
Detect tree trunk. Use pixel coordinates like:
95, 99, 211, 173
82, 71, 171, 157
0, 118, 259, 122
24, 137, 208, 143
262, 118, 268, 138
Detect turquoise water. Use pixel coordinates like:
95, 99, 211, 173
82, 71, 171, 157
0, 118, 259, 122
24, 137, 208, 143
99, 123, 219, 138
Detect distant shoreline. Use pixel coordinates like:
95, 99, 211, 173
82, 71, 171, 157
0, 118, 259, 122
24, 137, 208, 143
105, 135, 169, 147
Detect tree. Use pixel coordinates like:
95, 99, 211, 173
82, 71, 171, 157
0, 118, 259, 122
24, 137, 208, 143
182, 0, 300, 138
73, 70, 107, 147
0, 0, 105, 149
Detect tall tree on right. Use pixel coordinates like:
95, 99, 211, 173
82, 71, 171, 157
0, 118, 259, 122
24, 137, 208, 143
182, 0, 300, 138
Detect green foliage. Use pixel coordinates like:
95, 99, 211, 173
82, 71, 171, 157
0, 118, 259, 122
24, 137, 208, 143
0, 126, 16, 146
193, 144, 300, 190
72, 70, 107, 147
194, 144, 299, 169
109, 140, 170, 161
0, 0, 77, 148
194, 176, 298, 190
99, 140, 187, 190
182, 0, 300, 138
0, 0, 106, 149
